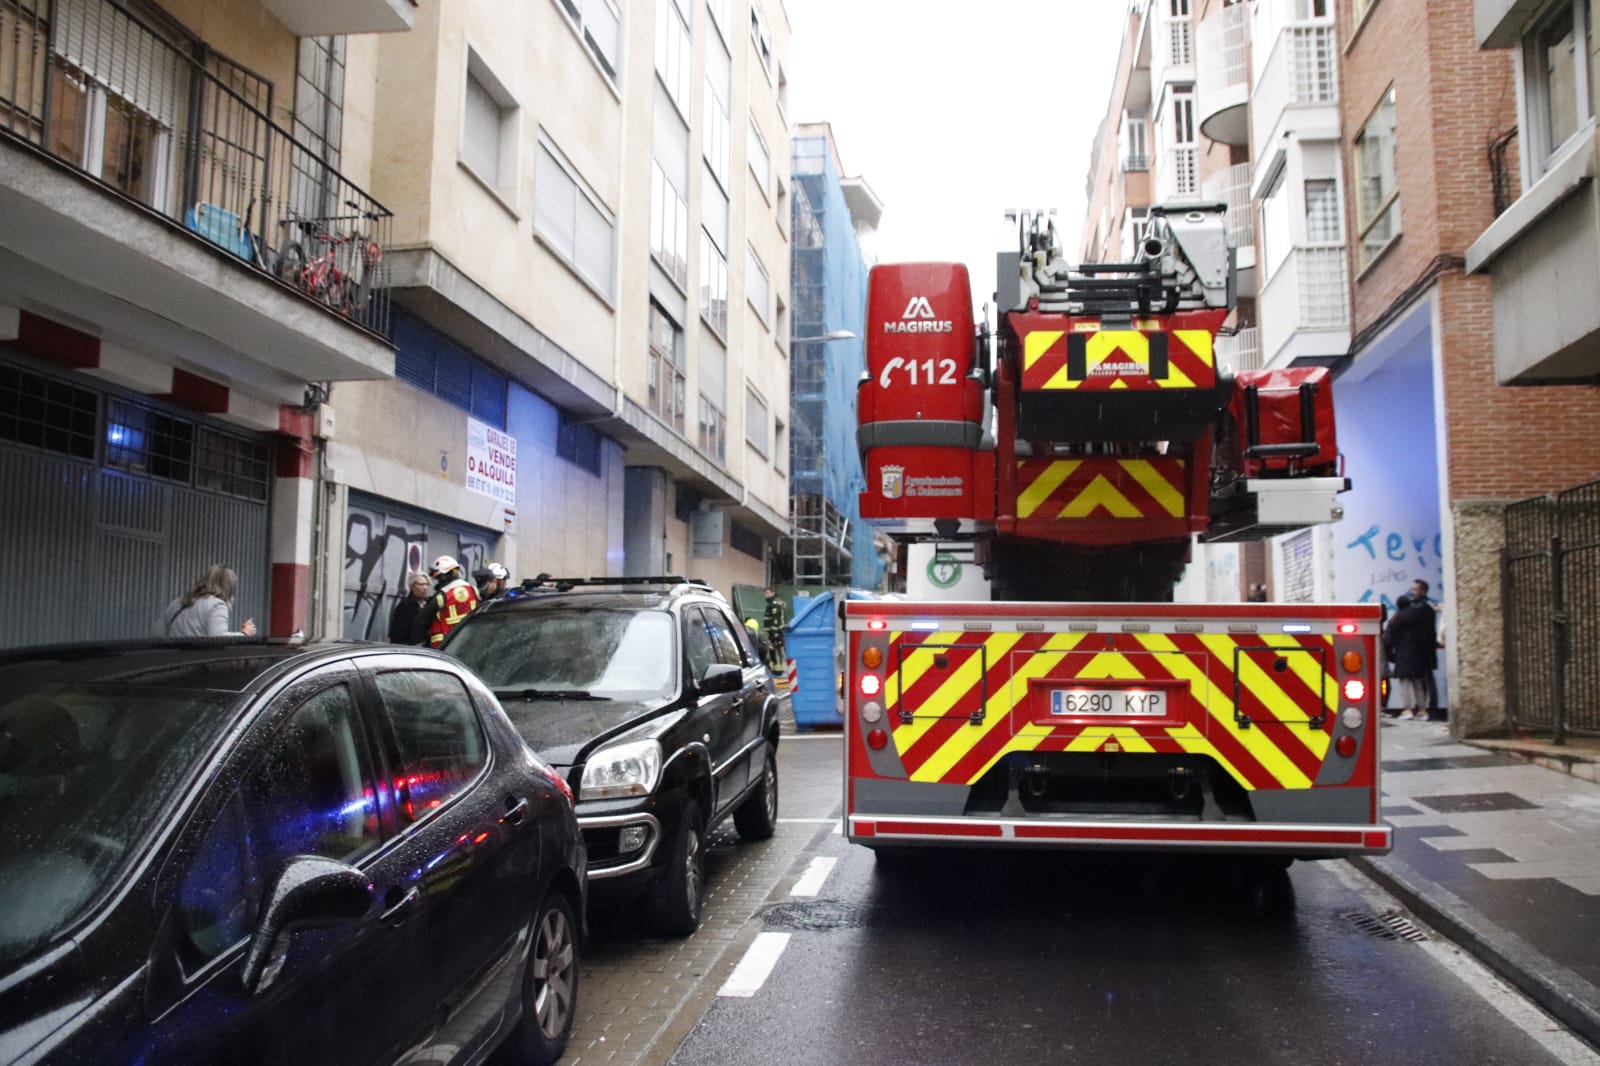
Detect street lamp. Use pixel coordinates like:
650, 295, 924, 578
791, 329, 856, 343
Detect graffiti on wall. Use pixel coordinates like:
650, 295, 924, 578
1342, 522, 1446, 611
343, 503, 490, 641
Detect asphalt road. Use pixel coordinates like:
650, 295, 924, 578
575, 734, 1600, 1066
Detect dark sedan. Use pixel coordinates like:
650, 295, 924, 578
0, 641, 585, 1066
443, 577, 782, 937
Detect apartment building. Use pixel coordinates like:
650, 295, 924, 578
1337, 0, 1600, 733
0, 0, 409, 647
0, 0, 794, 646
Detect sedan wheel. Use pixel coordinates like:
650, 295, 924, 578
734, 748, 779, 841
501, 891, 579, 1065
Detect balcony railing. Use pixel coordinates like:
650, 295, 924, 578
1216, 326, 1260, 373
1122, 153, 1150, 173
1163, 15, 1193, 70
0, 0, 393, 337
1203, 161, 1254, 252
1195, 2, 1249, 145
1251, 22, 1338, 159
1260, 244, 1349, 364
1160, 144, 1199, 201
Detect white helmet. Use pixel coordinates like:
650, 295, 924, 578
430, 555, 461, 580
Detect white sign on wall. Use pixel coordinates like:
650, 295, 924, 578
466, 418, 517, 506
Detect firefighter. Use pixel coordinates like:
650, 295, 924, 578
426, 555, 479, 647
763, 587, 786, 669
474, 561, 510, 604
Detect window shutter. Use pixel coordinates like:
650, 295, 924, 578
54, 0, 184, 127
462, 73, 500, 185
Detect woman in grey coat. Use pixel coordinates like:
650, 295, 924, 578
159, 565, 258, 637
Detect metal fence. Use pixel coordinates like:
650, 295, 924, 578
1503, 479, 1600, 741
0, 0, 392, 337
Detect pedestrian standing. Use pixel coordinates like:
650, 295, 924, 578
159, 565, 257, 638
388, 572, 435, 645
763, 587, 787, 670
425, 555, 479, 647
1384, 587, 1437, 720
473, 561, 511, 605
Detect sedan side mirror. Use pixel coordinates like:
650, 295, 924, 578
241, 856, 373, 993
697, 663, 744, 696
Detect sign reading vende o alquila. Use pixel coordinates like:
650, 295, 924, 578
466, 418, 517, 506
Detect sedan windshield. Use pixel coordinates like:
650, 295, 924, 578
448, 609, 677, 700
0, 685, 240, 967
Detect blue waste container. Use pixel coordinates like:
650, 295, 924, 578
784, 591, 842, 732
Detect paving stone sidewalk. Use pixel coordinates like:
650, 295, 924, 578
1352, 717, 1600, 1048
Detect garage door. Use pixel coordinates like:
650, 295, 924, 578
342, 491, 498, 642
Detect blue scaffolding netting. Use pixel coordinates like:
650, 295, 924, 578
790, 133, 884, 591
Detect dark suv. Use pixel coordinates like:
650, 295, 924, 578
444, 577, 781, 936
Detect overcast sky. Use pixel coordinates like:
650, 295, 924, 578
784, 0, 1132, 314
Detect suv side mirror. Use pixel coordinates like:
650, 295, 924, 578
697, 663, 744, 696
242, 856, 373, 993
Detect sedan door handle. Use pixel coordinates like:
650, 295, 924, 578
501, 798, 530, 826
379, 886, 421, 927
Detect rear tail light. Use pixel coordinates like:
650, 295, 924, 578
544, 767, 574, 806
1341, 651, 1364, 673
1343, 678, 1366, 702
867, 619, 887, 631
1337, 623, 1359, 635
867, 728, 889, 750
860, 674, 882, 697
1335, 735, 1358, 757
862, 646, 883, 668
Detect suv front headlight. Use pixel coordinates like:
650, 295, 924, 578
580, 739, 663, 801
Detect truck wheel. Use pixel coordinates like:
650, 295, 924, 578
651, 800, 707, 937
734, 748, 779, 841
498, 889, 579, 1065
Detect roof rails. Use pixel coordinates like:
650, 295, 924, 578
516, 575, 716, 595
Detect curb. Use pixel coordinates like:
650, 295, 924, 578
1350, 852, 1600, 1050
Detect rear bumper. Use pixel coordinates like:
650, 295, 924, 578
848, 814, 1392, 857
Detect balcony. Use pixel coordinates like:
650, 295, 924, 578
1250, 23, 1339, 166
1216, 326, 1260, 373
1258, 245, 1350, 368
260, 0, 414, 36
1203, 161, 1256, 296
1465, 126, 1600, 383
1153, 10, 1194, 83
1196, 2, 1249, 146
0, 0, 394, 393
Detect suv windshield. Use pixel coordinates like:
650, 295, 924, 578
0, 684, 240, 966
449, 608, 678, 700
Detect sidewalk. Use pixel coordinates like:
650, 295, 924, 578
1350, 717, 1600, 1048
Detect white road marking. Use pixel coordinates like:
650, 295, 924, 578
717, 932, 791, 998
780, 732, 844, 740
789, 856, 838, 898
1331, 863, 1600, 1064
776, 818, 839, 824
833, 820, 843, 835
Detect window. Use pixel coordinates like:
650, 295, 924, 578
750, 1, 774, 80
656, 1, 692, 111
291, 36, 346, 218
700, 338, 727, 462
651, 161, 690, 289
1121, 114, 1149, 171
461, 49, 517, 198
683, 607, 718, 680
748, 118, 771, 200
746, 246, 770, 324
559, 0, 621, 80
701, 231, 729, 336
556, 413, 604, 476
105, 397, 192, 484
1305, 178, 1341, 242
393, 311, 508, 428
704, 41, 731, 185
648, 301, 687, 434
730, 520, 764, 561
699, 605, 745, 666
707, 0, 731, 40
179, 684, 379, 960
374, 670, 487, 823
1523, 0, 1594, 175
745, 386, 769, 455
534, 141, 616, 298
194, 427, 271, 502
1354, 86, 1400, 269
1258, 171, 1290, 279
0, 363, 98, 460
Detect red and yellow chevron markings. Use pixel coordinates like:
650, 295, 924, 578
1015, 458, 1187, 519
881, 631, 1337, 791
1020, 326, 1216, 391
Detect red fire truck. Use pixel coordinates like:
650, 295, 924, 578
845, 205, 1391, 862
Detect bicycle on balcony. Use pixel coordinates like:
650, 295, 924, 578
275, 203, 384, 321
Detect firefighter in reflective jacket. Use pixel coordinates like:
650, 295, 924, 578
426, 555, 479, 647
